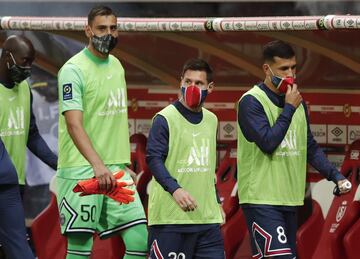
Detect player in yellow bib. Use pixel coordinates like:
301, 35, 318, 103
147, 59, 225, 258
0, 35, 57, 259
237, 40, 351, 258
56, 6, 147, 259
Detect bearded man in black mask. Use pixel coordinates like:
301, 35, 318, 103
0, 35, 57, 258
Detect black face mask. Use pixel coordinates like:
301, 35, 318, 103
91, 33, 118, 54
7, 52, 31, 84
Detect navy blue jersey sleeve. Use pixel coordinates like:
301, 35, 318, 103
303, 103, 345, 183
146, 114, 181, 194
27, 92, 57, 170
238, 95, 296, 154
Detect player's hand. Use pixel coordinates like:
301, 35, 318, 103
336, 179, 352, 195
172, 188, 198, 212
93, 165, 116, 192
285, 84, 302, 108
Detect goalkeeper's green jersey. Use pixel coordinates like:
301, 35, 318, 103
0, 81, 30, 184
57, 48, 130, 179
237, 85, 307, 206
148, 104, 222, 225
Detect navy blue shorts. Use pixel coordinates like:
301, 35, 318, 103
242, 205, 297, 259
148, 225, 224, 259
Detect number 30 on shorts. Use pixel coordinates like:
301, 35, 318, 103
168, 252, 185, 259
276, 226, 287, 244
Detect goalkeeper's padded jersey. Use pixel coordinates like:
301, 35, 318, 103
237, 85, 307, 206
57, 48, 130, 178
148, 104, 222, 225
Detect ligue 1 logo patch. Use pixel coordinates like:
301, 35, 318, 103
63, 83, 73, 100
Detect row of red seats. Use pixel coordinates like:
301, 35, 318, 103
297, 140, 360, 259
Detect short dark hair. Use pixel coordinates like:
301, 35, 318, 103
262, 40, 295, 63
181, 58, 213, 83
88, 6, 116, 26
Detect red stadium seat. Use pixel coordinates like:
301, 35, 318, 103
343, 143, 360, 259
296, 179, 335, 259
216, 141, 239, 220
311, 168, 360, 259
217, 141, 250, 258
91, 235, 124, 259
31, 193, 66, 259
130, 133, 148, 175
232, 231, 253, 259
343, 192, 360, 259
130, 133, 152, 208
221, 209, 248, 259
298, 140, 360, 259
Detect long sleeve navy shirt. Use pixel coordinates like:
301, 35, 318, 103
26, 92, 58, 171
146, 100, 220, 231
0, 86, 58, 185
238, 83, 344, 184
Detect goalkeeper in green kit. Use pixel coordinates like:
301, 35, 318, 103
56, 6, 147, 259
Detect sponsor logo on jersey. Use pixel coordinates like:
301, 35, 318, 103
0, 106, 25, 137
276, 129, 300, 157
97, 88, 127, 116
177, 138, 211, 173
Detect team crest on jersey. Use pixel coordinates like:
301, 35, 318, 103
63, 83, 73, 100
60, 213, 66, 225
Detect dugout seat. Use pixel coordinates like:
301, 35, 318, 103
216, 141, 239, 220
31, 177, 66, 259
343, 185, 360, 259
31, 193, 66, 259
130, 133, 152, 208
297, 140, 360, 259
130, 133, 148, 175
91, 235, 125, 259
232, 231, 253, 259
217, 141, 249, 258
221, 208, 249, 259
296, 178, 336, 259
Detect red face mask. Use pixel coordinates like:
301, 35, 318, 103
181, 85, 208, 108
274, 76, 295, 94
268, 66, 295, 94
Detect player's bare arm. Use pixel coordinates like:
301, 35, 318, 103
64, 110, 116, 192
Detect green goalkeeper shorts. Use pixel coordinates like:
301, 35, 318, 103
56, 164, 147, 239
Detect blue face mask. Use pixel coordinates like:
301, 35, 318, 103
181, 85, 208, 108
